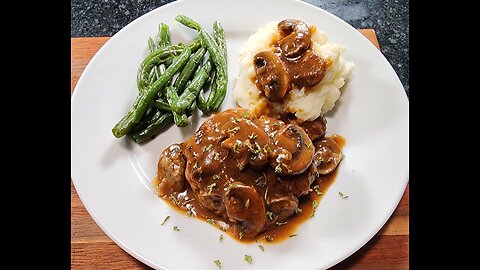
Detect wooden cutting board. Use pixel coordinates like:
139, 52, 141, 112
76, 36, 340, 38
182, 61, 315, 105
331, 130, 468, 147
71, 29, 409, 269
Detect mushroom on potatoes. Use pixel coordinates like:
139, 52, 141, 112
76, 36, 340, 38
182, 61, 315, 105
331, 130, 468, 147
277, 19, 312, 58
253, 51, 290, 101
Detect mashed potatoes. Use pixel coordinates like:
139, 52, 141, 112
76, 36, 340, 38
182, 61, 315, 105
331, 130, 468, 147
233, 21, 354, 121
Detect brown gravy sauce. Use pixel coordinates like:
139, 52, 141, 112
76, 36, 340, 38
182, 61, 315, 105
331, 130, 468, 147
153, 134, 345, 243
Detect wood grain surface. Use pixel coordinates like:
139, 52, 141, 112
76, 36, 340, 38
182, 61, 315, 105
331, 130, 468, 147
71, 29, 409, 269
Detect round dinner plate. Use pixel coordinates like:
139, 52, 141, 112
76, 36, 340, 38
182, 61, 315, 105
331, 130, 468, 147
71, 0, 409, 269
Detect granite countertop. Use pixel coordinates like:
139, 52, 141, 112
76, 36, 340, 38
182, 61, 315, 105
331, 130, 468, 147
71, 0, 409, 96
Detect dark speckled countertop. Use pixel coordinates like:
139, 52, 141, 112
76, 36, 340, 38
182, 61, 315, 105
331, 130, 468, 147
71, 0, 409, 96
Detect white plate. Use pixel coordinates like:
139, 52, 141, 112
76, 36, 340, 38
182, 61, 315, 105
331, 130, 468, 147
71, 0, 409, 269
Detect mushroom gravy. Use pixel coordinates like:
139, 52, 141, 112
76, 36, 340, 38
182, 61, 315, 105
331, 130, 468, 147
253, 19, 330, 102
154, 108, 344, 242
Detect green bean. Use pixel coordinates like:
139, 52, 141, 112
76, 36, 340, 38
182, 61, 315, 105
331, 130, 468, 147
136, 45, 184, 92
174, 47, 207, 92
112, 95, 141, 138
148, 36, 156, 53
175, 15, 228, 112
165, 86, 188, 127
154, 98, 172, 112
131, 113, 174, 143
133, 47, 192, 123
213, 21, 227, 62
172, 59, 213, 113
197, 88, 208, 113
112, 47, 191, 138
130, 109, 161, 134
157, 23, 171, 48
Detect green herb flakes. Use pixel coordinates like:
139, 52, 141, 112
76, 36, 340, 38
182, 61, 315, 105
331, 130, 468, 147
207, 182, 217, 193
258, 244, 265, 252
244, 255, 253, 264
266, 211, 273, 220
214, 259, 222, 269
207, 219, 215, 225
206, 144, 213, 151
219, 234, 224, 243
310, 200, 320, 218
275, 164, 282, 174
173, 226, 180, 231
161, 215, 170, 226
339, 191, 349, 199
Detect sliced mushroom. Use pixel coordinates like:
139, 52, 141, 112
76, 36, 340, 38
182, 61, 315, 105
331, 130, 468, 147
270, 124, 314, 175
156, 144, 186, 196
264, 194, 298, 229
283, 115, 327, 141
224, 182, 266, 239
253, 51, 290, 101
277, 19, 311, 58
280, 164, 316, 197
300, 116, 327, 141
312, 137, 343, 175
198, 193, 226, 217
284, 50, 328, 87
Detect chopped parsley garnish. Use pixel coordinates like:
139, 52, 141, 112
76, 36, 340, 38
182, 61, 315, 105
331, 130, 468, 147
244, 255, 253, 264
228, 126, 240, 133
239, 231, 245, 239
207, 182, 217, 194
313, 185, 323, 195
258, 244, 265, 252
187, 205, 194, 217
289, 234, 297, 238
249, 133, 257, 140
231, 117, 239, 124
214, 259, 222, 269
305, 142, 313, 149
264, 235, 274, 242
173, 226, 180, 231
266, 211, 273, 220
214, 152, 220, 160
220, 226, 227, 232
294, 207, 303, 214
310, 200, 320, 218
193, 162, 199, 169
254, 176, 266, 187
242, 112, 249, 119
219, 234, 224, 243
314, 171, 320, 178
276, 221, 288, 226
207, 219, 216, 225
161, 215, 170, 226
233, 141, 242, 153
274, 164, 282, 174
249, 145, 263, 155
339, 191, 349, 199
212, 174, 221, 180
237, 162, 245, 171
205, 144, 213, 151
